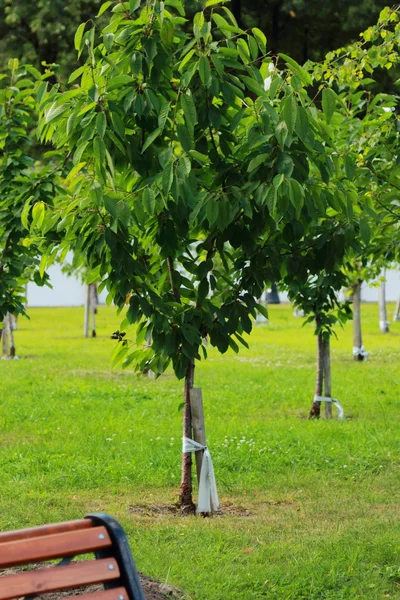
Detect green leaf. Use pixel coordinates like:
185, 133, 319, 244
322, 88, 336, 123
162, 162, 174, 195
252, 28, 267, 53
278, 53, 312, 86
344, 155, 355, 180
31, 201, 45, 230
359, 219, 371, 245
141, 128, 161, 153
179, 49, 196, 72
68, 66, 85, 84
130, 52, 143, 76
177, 124, 193, 152
275, 121, 288, 147
21, 196, 33, 229
237, 38, 250, 63
97, 1, 113, 17
143, 188, 156, 215
104, 196, 117, 218
255, 304, 268, 319
165, 0, 185, 16
45, 102, 68, 124
160, 21, 175, 45
247, 153, 269, 173
74, 23, 86, 52
73, 141, 88, 165
199, 56, 212, 88
181, 93, 197, 130
129, 0, 141, 13
96, 112, 107, 139
103, 33, 114, 52
93, 137, 105, 165
206, 199, 218, 225
282, 95, 297, 134
198, 278, 209, 303
158, 102, 170, 130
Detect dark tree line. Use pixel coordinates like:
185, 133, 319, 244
0, 0, 392, 76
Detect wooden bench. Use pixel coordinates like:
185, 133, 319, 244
0, 513, 146, 600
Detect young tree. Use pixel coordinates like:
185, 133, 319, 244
33, 0, 377, 509
285, 5, 400, 408
0, 59, 59, 357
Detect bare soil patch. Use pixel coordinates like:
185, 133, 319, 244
128, 502, 252, 517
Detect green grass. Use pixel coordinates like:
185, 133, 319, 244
0, 303, 399, 599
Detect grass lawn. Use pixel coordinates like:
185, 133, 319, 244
0, 303, 399, 599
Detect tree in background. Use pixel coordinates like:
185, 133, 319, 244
0, 59, 60, 358
0, 0, 104, 77
0, 0, 395, 79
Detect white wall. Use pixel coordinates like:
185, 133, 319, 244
27, 264, 107, 307
27, 265, 400, 307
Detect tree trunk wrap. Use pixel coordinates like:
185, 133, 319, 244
179, 360, 196, 511
310, 326, 323, 418
378, 277, 389, 333
353, 280, 364, 361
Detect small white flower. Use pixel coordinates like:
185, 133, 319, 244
263, 63, 275, 91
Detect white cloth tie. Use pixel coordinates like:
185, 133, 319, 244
182, 437, 219, 513
314, 395, 345, 419
353, 345, 369, 358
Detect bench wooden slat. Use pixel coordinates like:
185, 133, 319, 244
0, 558, 120, 600
0, 526, 112, 568
69, 588, 128, 600
0, 519, 92, 544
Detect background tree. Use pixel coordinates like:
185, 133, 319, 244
0, 59, 59, 357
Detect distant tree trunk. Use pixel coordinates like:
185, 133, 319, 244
1, 313, 15, 358
179, 360, 196, 512
1, 317, 8, 358
352, 280, 364, 361
84, 284, 97, 338
394, 294, 400, 322
323, 337, 332, 419
8, 314, 15, 358
90, 283, 97, 338
266, 283, 280, 304
84, 285, 90, 338
378, 275, 389, 333
310, 322, 323, 418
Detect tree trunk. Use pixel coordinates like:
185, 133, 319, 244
8, 314, 15, 358
394, 294, 400, 322
353, 280, 364, 361
90, 283, 97, 338
266, 283, 280, 304
1, 318, 8, 358
310, 322, 323, 419
179, 360, 196, 512
84, 285, 91, 338
378, 275, 389, 333
323, 337, 332, 418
